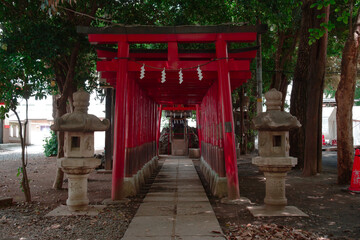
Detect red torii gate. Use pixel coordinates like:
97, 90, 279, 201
79, 24, 266, 200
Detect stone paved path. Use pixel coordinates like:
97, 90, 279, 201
122, 156, 225, 240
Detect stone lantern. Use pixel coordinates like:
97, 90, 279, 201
51, 89, 110, 212
247, 88, 307, 217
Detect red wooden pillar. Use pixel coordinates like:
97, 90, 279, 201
134, 83, 140, 175
146, 97, 150, 161
153, 102, 156, 157
217, 87, 225, 177
141, 90, 145, 167
139, 90, 143, 167
125, 77, 135, 177
151, 102, 154, 158
145, 94, 148, 162
112, 40, 129, 200
211, 87, 215, 170
216, 37, 240, 200
124, 77, 130, 177
196, 104, 201, 152
156, 105, 162, 156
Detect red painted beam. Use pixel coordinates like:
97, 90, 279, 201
97, 49, 117, 59
101, 72, 116, 78
156, 99, 202, 104
99, 71, 250, 87
89, 32, 256, 44
162, 106, 196, 111
97, 50, 257, 61
97, 59, 250, 72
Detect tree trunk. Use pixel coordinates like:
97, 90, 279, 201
12, 106, 31, 202
239, 86, 247, 154
290, 0, 329, 175
105, 88, 114, 170
335, 6, 360, 184
271, 73, 288, 111
271, 29, 299, 110
52, 42, 81, 189
0, 119, 3, 144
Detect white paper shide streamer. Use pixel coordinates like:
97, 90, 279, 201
197, 65, 203, 81
161, 67, 166, 83
140, 64, 145, 79
179, 68, 183, 84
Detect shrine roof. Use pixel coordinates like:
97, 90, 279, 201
77, 24, 267, 35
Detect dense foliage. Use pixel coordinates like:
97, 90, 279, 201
43, 131, 58, 157
1, 0, 359, 187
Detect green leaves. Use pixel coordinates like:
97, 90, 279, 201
17, 167, 23, 178
337, 10, 350, 24
0, 47, 51, 119
43, 131, 58, 157
308, 21, 334, 45
310, 0, 335, 10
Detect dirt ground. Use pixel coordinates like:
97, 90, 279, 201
195, 154, 360, 240
0, 153, 156, 240
1, 150, 360, 240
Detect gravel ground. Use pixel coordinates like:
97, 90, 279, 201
1, 145, 358, 240
0, 144, 159, 240
0, 200, 141, 240
0, 144, 45, 162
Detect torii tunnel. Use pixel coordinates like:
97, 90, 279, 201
79, 24, 267, 200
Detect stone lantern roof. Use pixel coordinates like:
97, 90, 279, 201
51, 89, 110, 132
252, 88, 301, 131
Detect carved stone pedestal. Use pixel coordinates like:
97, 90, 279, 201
247, 157, 307, 217
58, 157, 101, 211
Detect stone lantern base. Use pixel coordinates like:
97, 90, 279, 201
46, 157, 105, 217
247, 156, 308, 217
247, 205, 308, 217
58, 157, 101, 212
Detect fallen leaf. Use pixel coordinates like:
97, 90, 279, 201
51, 224, 61, 229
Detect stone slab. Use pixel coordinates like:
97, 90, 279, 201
46, 205, 106, 217
177, 202, 214, 216
102, 198, 130, 205
177, 184, 203, 189
143, 192, 176, 203
122, 216, 174, 237
148, 186, 177, 193
122, 156, 224, 239
177, 195, 209, 202
136, 202, 175, 216
146, 192, 176, 197
143, 195, 175, 202
122, 237, 171, 240
178, 193, 208, 200
247, 205, 309, 217
177, 236, 226, 240
175, 215, 223, 236
177, 187, 206, 193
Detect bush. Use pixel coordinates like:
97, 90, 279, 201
43, 130, 58, 157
